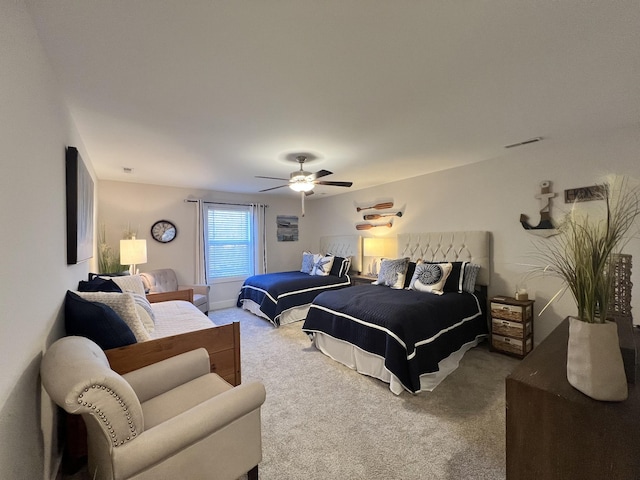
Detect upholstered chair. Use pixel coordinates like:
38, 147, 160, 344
140, 269, 210, 314
41, 336, 265, 480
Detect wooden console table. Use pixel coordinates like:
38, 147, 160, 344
506, 319, 640, 480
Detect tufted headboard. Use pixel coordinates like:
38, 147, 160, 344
320, 235, 363, 274
397, 231, 491, 286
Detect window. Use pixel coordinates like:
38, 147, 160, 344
204, 204, 254, 282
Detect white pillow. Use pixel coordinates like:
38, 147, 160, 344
74, 291, 151, 342
131, 293, 155, 321
135, 303, 155, 334
409, 262, 453, 295
311, 255, 335, 276
374, 257, 410, 289
109, 274, 146, 296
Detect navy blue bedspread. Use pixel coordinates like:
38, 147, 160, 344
237, 271, 351, 326
302, 285, 488, 393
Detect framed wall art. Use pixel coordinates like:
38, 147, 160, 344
277, 215, 298, 241
66, 146, 94, 264
564, 185, 607, 203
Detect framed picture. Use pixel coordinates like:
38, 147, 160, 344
277, 215, 299, 241
564, 185, 607, 203
66, 146, 94, 264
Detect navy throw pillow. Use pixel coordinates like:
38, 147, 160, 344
329, 256, 349, 277
403, 262, 418, 289
77, 277, 123, 293
64, 291, 136, 350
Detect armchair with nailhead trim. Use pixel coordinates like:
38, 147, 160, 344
41, 336, 265, 480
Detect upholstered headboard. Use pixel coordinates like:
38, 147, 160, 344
397, 231, 491, 286
320, 235, 363, 274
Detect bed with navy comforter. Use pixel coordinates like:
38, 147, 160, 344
301, 230, 492, 394
237, 271, 351, 326
302, 284, 488, 393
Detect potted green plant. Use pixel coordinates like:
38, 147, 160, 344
97, 224, 124, 274
533, 176, 640, 401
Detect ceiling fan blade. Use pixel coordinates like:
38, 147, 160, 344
315, 180, 353, 188
256, 175, 290, 181
309, 169, 332, 180
259, 184, 289, 192
305, 189, 315, 196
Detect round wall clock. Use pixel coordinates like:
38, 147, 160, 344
151, 220, 177, 243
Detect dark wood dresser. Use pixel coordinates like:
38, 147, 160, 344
506, 318, 640, 480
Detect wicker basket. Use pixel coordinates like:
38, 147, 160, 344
608, 254, 632, 319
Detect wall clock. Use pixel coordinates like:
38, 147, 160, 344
151, 220, 177, 243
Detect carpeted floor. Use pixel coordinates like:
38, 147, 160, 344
63, 307, 519, 480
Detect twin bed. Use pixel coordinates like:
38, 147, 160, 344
238, 231, 491, 395
237, 235, 362, 326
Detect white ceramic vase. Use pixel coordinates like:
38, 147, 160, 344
566, 317, 628, 401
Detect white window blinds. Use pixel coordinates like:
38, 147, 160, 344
205, 204, 254, 280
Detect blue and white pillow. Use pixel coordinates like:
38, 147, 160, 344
312, 255, 335, 276
374, 257, 410, 289
409, 262, 453, 295
463, 263, 482, 293
301, 252, 316, 274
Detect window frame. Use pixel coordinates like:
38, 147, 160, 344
203, 204, 254, 285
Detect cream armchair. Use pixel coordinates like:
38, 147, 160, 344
41, 336, 266, 480
140, 269, 210, 314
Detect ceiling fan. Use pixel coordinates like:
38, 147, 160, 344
256, 155, 353, 195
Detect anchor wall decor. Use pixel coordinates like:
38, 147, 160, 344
520, 180, 559, 237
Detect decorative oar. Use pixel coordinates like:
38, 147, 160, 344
355, 222, 393, 230
356, 202, 394, 212
363, 212, 403, 220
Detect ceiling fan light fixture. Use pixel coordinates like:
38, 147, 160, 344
289, 181, 314, 192
290, 171, 311, 182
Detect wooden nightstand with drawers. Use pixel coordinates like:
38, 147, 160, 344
490, 296, 535, 359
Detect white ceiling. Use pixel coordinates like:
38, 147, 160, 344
26, 1, 640, 198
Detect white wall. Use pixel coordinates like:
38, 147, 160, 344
0, 1, 96, 478
99, 127, 640, 342
305, 127, 640, 343
99, 126, 640, 343
98, 181, 305, 309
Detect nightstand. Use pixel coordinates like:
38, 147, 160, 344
490, 296, 535, 359
350, 274, 377, 286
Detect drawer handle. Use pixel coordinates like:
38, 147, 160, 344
500, 306, 509, 310
501, 321, 509, 326
504, 338, 511, 343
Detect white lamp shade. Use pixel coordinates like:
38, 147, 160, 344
120, 238, 147, 265
363, 238, 385, 257
363, 237, 396, 258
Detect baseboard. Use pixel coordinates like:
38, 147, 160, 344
210, 299, 238, 311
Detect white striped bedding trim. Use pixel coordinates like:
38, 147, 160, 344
240, 278, 351, 306
276, 278, 351, 299
308, 292, 483, 360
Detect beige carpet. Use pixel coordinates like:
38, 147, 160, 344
63, 307, 518, 480
215, 307, 518, 480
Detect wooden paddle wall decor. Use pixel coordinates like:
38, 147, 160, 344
355, 200, 404, 231
356, 202, 394, 212
355, 221, 393, 230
